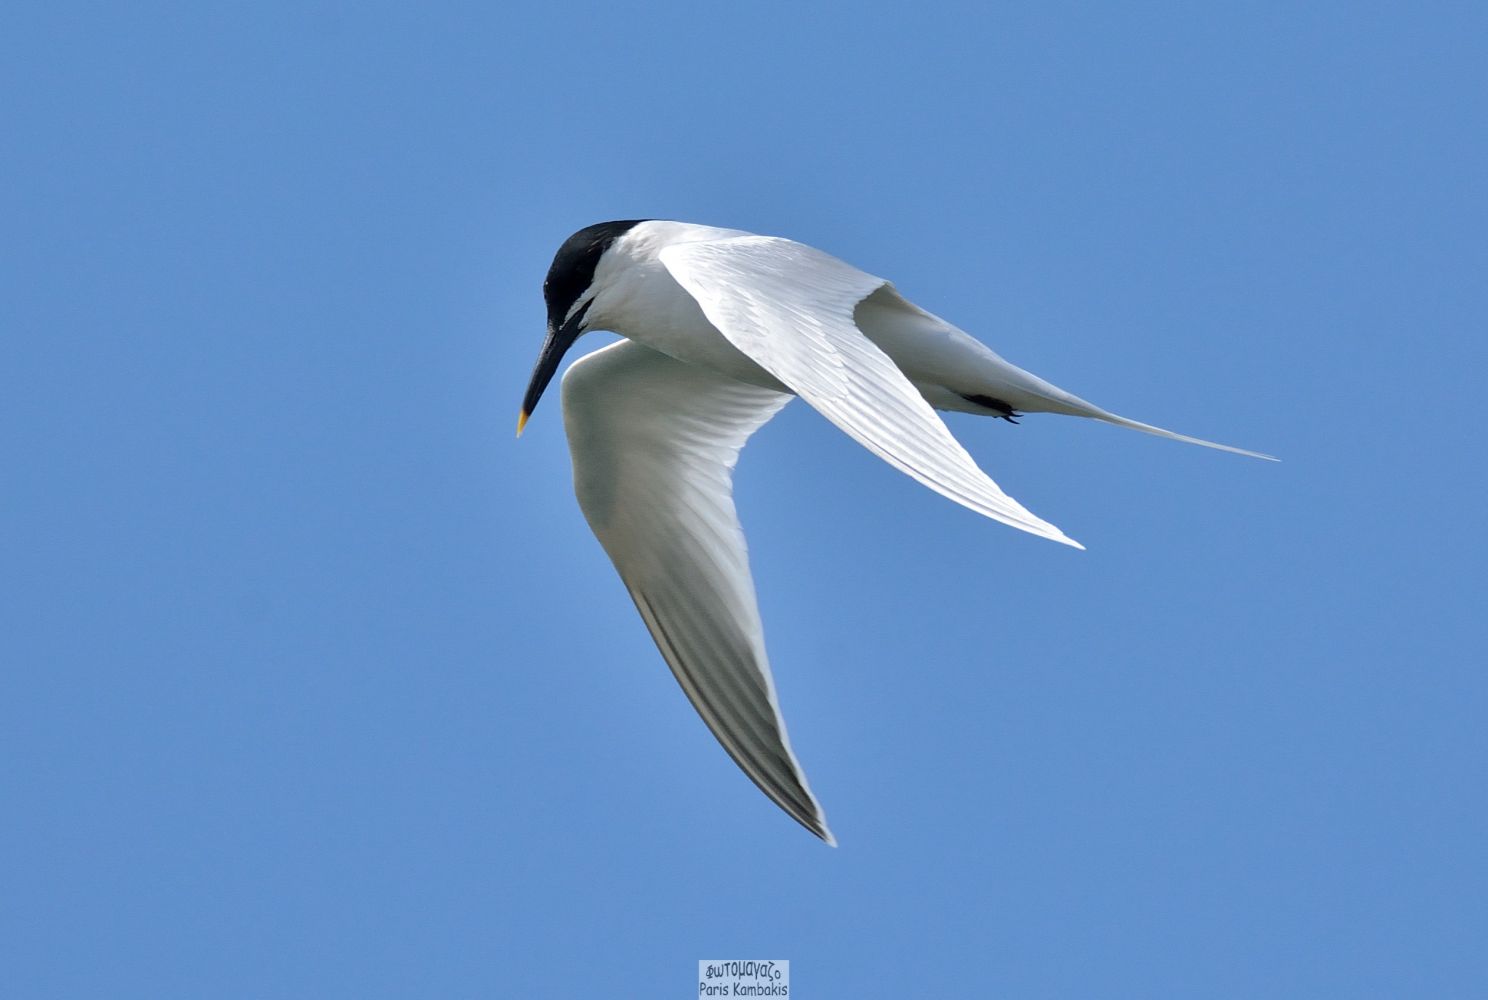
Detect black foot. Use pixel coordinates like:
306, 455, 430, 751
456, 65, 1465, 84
958, 393, 1022, 424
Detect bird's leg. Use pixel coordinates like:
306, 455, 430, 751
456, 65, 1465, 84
957, 393, 1023, 424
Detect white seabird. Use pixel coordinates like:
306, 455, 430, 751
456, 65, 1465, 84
519, 220, 1272, 843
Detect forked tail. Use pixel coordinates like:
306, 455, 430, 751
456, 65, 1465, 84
981, 366, 1277, 461
1091, 411, 1277, 461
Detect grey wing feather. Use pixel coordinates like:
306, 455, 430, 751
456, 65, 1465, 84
560, 339, 834, 844
660, 236, 1082, 548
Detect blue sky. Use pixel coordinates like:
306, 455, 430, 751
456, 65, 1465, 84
3, 3, 1484, 997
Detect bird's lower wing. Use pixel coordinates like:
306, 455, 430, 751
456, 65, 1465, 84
560, 340, 833, 843
659, 236, 1080, 548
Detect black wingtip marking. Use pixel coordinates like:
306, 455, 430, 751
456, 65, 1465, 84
959, 393, 1023, 424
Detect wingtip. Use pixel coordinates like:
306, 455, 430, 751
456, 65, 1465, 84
1037, 526, 1085, 551
1030, 520, 1085, 551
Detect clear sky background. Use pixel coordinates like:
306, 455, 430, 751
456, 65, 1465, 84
3, 3, 1484, 997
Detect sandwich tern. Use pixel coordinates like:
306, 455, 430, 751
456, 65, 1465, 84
519, 220, 1272, 843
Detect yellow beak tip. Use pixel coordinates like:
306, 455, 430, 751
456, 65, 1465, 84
516, 410, 529, 438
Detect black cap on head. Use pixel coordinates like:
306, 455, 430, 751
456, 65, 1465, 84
520, 220, 649, 435
542, 220, 649, 332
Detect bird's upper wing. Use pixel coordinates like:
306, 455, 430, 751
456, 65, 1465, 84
560, 339, 833, 843
659, 236, 1080, 548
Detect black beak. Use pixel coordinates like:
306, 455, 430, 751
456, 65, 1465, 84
517, 307, 587, 436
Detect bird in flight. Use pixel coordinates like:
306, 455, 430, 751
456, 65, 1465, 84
519, 220, 1272, 844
